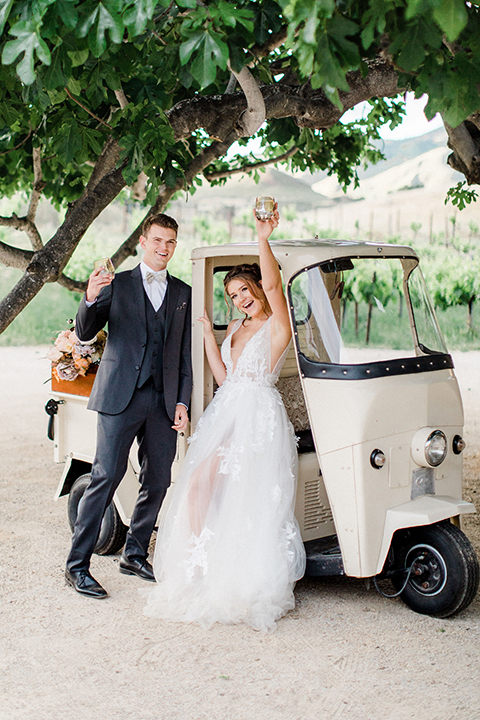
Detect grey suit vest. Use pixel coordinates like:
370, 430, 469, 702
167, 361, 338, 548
137, 288, 167, 391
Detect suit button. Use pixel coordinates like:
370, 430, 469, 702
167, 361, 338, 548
153, 352, 157, 357
134, 365, 140, 371
141, 343, 146, 348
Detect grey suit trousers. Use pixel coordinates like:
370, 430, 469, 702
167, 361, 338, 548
66, 379, 177, 571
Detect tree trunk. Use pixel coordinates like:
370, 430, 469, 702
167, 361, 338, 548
468, 297, 474, 331
0, 166, 127, 334
365, 302, 373, 345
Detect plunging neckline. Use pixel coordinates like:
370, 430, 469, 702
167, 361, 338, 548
228, 316, 271, 374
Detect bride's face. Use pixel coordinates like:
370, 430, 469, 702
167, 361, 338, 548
227, 278, 263, 318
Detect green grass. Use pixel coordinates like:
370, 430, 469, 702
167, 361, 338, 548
435, 304, 480, 351
0, 268, 81, 346
341, 300, 480, 353
0, 266, 478, 351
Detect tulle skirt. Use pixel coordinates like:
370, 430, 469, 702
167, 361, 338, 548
143, 378, 306, 632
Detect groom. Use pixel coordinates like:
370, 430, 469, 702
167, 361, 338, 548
65, 213, 192, 599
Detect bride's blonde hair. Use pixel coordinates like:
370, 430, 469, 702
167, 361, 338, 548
223, 263, 271, 321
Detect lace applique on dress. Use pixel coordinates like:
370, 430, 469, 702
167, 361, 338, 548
217, 443, 244, 481
183, 528, 214, 583
145, 313, 306, 632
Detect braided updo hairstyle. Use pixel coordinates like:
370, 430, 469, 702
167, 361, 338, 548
223, 263, 271, 322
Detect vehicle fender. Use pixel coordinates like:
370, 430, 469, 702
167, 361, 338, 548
375, 495, 476, 576
53, 454, 93, 500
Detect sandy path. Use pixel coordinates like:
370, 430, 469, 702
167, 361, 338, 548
0, 346, 479, 720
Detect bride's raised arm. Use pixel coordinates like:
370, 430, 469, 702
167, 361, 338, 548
254, 207, 291, 346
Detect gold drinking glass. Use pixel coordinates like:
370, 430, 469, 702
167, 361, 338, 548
94, 258, 115, 276
254, 196, 275, 221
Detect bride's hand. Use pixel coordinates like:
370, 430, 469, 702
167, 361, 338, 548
253, 204, 279, 243
198, 311, 214, 336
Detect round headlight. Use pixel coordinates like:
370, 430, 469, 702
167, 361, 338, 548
425, 430, 447, 467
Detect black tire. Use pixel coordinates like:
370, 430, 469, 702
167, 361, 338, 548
67, 474, 127, 556
391, 521, 479, 618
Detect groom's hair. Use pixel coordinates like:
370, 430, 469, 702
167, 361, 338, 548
142, 213, 178, 236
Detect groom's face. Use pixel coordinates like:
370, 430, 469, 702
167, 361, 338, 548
140, 223, 177, 272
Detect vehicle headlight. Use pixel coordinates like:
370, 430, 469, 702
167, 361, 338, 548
424, 430, 447, 467
411, 427, 448, 468
452, 435, 466, 455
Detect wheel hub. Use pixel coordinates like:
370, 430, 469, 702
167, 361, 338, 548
405, 543, 448, 596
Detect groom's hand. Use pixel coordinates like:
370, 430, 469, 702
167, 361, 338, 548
172, 404, 188, 432
86, 267, 114, 303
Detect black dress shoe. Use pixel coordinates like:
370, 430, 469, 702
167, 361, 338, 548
119, 555, 155, 582
65, 568, 108, 599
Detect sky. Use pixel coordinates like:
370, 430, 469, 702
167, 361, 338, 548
227, 92, 444, 159
343, 92, 444, 141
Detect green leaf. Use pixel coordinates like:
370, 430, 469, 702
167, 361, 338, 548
123, 0, 156, 35
78, 3, 124, 57
2, 21, 51, 85
57, 0, 78, 29
56, 119, 83, 163
68, 49, 89, 67
179, 31, 205, 66
180, 28, 228, 88
445, 182, 478, 210
44, 46, 70, 89
0, 0, 14, 36
405, 0, 424, 20
67, 76, 82, 95
433, 0, 468, 41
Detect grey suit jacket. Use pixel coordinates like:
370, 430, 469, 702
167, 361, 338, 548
75, 265, 192, 419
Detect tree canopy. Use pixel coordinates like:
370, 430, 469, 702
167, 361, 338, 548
0, 0, 479, 334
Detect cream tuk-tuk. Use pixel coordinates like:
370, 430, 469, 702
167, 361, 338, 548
47, 238, 479, 618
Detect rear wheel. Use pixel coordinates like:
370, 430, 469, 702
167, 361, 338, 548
68, 474, 127, 556
390, 521, 479, 618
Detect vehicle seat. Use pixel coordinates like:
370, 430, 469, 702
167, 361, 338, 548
277, 359, 315, 454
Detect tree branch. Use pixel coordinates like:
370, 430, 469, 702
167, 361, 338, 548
111, 132, 240, 268
0, 213, 43, 254
444, 116, 480, 185
64, 87, 113, 129
204, 146, 299, 181
72, 136, 121, 210
56, 273, 87, 293
26, 147, 45, 250
249, 26, 288, 59
0, 240, 33, 269
114, 87, 129, 110
227, 62, 266, 137
167, 60, 400, 141
0, 164, 127, 334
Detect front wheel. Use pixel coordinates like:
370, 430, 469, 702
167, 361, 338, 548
68, 474, 128, 556
390, 521, 479, 618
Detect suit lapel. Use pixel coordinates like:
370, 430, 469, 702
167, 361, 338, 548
130, 265, 146, 327
164, 273, 180, 338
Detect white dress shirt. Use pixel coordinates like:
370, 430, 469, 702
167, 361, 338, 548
140, 261, 167, 311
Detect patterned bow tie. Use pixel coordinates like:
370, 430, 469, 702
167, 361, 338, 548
145, 270, 167, 284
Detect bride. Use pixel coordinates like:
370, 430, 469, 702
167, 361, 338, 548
143, 206, 306, 632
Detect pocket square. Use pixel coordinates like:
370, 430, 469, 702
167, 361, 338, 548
176, 302, 187, 311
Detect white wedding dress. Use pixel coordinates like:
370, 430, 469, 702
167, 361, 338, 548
143, 317, 306, 632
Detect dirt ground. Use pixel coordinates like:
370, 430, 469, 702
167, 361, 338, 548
1, 346, 479, 720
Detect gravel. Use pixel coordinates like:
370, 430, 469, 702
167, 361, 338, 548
0, 346, 479, 720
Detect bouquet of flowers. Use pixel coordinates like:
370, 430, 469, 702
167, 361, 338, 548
48, 323, 107, 382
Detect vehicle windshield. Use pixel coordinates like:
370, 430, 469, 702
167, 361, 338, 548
289, 256, 447, 366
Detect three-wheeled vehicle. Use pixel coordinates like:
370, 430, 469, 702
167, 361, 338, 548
47, 238, 479, 618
